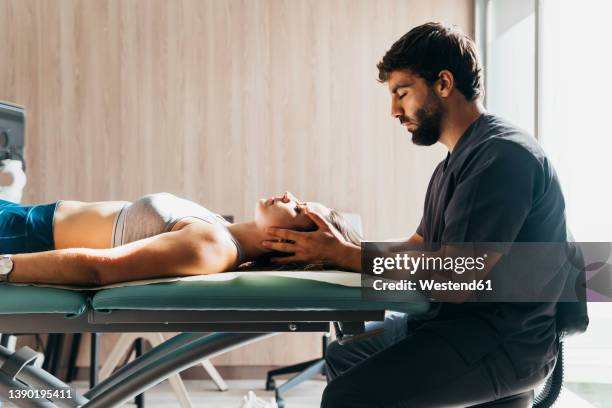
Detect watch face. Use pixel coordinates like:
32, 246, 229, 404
0, 257, 13, 275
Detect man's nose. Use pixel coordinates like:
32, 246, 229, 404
391, 98, 404, 119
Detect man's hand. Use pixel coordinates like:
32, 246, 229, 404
261, 207, 356, 269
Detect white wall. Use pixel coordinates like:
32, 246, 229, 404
485, 0, 535, 134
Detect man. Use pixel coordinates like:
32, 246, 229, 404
263, 22, 566, 407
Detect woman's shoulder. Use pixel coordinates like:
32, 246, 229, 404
175, 219, 239, 270
175, 219, 235, 249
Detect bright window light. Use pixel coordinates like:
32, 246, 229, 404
540, 0, 612, 242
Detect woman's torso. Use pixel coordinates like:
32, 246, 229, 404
56, 193, 232, 249
53, 199, 132, 249
112, 193, 232, 247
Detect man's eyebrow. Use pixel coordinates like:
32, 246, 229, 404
391, 83, 413, 94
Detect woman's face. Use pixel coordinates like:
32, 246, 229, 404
254, 191, 329, 231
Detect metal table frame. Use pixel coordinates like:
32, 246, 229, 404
0, 309, 384, 408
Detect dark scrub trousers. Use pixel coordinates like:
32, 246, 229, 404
0, 199, 59, 253
321, 113, 567, 407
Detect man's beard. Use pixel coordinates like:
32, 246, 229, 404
406, 91, 444, 146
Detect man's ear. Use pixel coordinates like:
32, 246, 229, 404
436, 70, 454, 98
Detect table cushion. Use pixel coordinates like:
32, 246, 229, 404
0, 284, 89, 317
92, 275, 430, 315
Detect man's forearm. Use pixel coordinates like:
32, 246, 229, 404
334, 233, 424, 273
336, 243, 362, 272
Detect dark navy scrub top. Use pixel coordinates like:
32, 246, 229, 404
413, 113, 567, 379
0, 199, 59, 253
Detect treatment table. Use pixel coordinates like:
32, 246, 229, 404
0, 271, 430, 408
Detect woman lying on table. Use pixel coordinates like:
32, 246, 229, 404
0, 192, 360, 286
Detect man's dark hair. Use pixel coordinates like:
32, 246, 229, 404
377, 22, 484, 101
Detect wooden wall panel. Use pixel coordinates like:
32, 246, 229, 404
2, 0, 473, 367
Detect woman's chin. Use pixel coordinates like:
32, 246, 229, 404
254, 202, 267, 221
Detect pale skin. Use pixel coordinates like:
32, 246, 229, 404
262, 69, 501, 303
8, 192, 322, 286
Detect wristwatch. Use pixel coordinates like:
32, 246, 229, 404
0, 255, 14, 282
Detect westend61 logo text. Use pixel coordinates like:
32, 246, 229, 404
371, 253, 488, 275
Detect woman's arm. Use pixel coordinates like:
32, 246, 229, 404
8, 222, 238, 286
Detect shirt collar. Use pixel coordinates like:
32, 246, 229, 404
443, 112, 488, 171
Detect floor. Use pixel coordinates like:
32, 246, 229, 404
72, 379, 324, 407
566, 383, 612, 408
1, 379, 609, 407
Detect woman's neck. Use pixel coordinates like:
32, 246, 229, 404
226, 221, 273, 261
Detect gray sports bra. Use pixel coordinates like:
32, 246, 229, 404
111, 192, 245, 266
